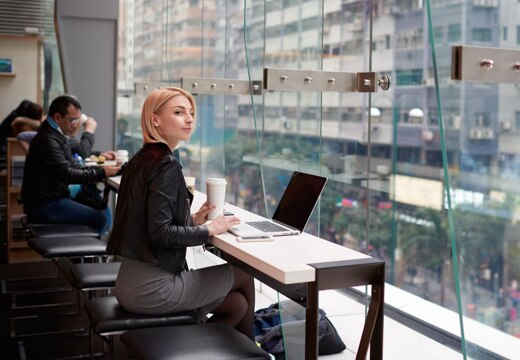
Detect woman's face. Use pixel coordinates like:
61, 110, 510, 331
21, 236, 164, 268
155, 95, 194, 148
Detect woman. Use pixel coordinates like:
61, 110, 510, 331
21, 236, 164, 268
0, 100, 43, 163
106, 87, 255, 339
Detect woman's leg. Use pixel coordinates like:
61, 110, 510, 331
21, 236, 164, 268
208, 266, 255, 339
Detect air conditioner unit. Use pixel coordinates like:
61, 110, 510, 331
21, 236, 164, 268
469, 128, 483, 139
352, 19, 363, 31
473, 0, 498, 7
452, 115, 462, 129
424, 78, 435, 86
390, 6, 402, 14
481, 128, 494, 139
323, 25, 330, 35
501, 120, 512, 131
422, 129, 434, 141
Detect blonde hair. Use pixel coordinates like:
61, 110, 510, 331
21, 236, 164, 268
141, 87, 197, 144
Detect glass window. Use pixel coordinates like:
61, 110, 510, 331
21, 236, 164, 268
433, 26, 444, 44
515, 111, 520, 130
116, 1, 520, 357
448, 23, 461, 42
396, 69, 423, 86
472, 28, 492, 42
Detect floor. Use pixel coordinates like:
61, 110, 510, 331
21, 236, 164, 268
255, 284, 467, 360
1, 259, 468, 360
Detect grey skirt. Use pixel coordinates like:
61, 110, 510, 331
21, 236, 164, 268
113, 257, 234, 320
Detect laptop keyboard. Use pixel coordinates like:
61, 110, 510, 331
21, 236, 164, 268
246, 221, 288, 232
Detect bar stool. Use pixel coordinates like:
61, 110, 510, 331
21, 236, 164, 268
120, 324, 272, 360
9, 237, 112, 337
29, 224, 100, 239
69, 261, 121, 298
84, 296, 199, 360
20, 215, 100, 239
26, 236, 110, 306
27, 236, 108, 260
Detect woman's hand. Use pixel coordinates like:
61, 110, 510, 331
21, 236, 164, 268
206, 215, 241, 236
192, 202, 214, 225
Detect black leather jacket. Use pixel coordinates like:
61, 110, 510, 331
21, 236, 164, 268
106, 143, 209, 274
21, 120, 106, 208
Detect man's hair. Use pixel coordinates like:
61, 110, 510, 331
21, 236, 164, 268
48, 95, 82, 118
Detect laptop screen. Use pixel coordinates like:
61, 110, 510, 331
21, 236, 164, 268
272, 172, 327, 232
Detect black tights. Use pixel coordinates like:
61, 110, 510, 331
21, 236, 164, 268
207, 266, 255, 340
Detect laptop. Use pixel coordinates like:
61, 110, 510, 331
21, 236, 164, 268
229, 171, 327, 239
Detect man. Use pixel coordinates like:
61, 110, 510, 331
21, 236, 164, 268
115, 118, 138, 157
116, 118, 129, 150
21, 95, 120, 235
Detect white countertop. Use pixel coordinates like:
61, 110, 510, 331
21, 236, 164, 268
192, 194, 370, 285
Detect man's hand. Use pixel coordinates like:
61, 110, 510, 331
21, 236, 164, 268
100, 150, 117, 160
84, 117, 97, 133
103, 165, 121, 177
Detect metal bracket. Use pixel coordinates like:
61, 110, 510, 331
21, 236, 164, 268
180, 77, 262, 95
134, 81, 180, 95
452, 45, 520, 84
263, 68, 390, 93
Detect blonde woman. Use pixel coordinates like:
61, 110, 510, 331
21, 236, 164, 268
107, 87, 255, 339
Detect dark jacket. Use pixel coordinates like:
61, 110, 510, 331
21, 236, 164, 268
21, 120, 106, 208
106, 142, 209, 274
68, 131, 96, 159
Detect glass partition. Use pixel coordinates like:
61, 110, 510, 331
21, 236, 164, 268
117, 0, 520, 357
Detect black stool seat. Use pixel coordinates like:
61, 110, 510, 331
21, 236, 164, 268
121, 324, 271, 360
85, 296, 198, 335
30, 224, 99, 238
70, 262, 121, 290
28, 236, 107, 258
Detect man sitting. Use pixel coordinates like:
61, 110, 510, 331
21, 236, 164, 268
21, 95, 120, 236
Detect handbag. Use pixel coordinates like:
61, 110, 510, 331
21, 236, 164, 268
254, 300, 346, 357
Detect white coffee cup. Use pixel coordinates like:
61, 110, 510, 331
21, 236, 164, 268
116, 155, 128, 165
116, 150, 129, 165
184, 176, 196, 193
205, 178, 227, 220
117, 150, 129, 158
